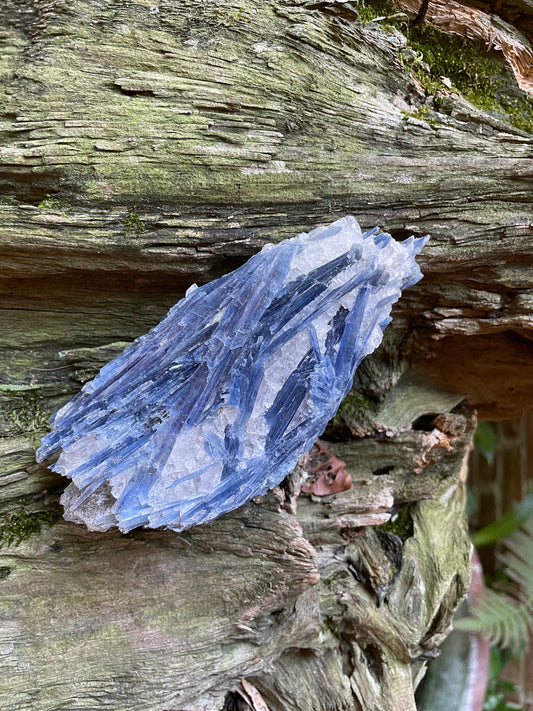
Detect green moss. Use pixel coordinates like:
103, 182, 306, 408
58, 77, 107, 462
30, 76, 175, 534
329, 388, 377, 433
123, 206, 146, 238
213, 7, 250, 27
409, 26, 495, 96
401, 104, 437, 125
407, 25, 533, 133
321, 612, 343, 635
376, 504, 413, 541
499, 99, 533, 134
324, 570, 350, 586
359, 1, 533, 134
0, 500, 62, 549
356, 0, 408, 31
37, 194, 70, 210
8, 391, 50, 434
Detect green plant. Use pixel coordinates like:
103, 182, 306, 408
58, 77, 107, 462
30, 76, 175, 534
38, 194, 69, 210
358, 1, 533, 134
356, 0, 408, 30
123, 206, 146, 238
473, 491, 533, 548
475, 421, 497, 465
456, 516, 533, 651
411, 25, 533, 133
0, 500, 62, 549
376, 503, 413, 541
483, 647, 525, 710
8, 391, 50, 433
401, 104, 437, 125
213, 7, 250, 26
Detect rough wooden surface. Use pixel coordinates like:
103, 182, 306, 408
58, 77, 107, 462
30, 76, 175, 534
0, 389, 473, 711
1, 0, 532, 709
0, 503, 321, 711
1, 0, 532, 419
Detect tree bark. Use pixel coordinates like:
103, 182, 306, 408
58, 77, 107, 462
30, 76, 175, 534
1, 1, 532, 709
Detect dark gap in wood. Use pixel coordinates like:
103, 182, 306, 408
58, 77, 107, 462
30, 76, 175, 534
372, 464, 396, 476
362, 643, 384, 682
222, 691, 251, 711
411, 414, 437, 431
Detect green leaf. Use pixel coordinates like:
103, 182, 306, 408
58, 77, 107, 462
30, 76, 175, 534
454, 589, 531, 651
473, 491, 533, 547
474, 421, 496, 465
458, 518, 533, 651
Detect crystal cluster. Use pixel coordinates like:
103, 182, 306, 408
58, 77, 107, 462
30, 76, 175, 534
37, 217, 428, 532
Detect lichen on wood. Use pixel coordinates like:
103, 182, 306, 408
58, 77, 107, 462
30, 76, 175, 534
1, 0, 532, 708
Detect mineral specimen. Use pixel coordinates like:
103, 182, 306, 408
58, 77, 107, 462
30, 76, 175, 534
37, 217, 428, 533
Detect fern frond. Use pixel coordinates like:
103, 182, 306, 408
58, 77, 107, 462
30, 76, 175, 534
455, 589, 532, 651
500, 518, 533, 594
458, 510, 533, 650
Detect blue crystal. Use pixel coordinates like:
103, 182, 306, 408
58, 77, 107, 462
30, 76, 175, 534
36, 217, 428, 532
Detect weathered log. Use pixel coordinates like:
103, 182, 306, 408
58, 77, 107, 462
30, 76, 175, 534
1, 0, 532, 709
0, 382, 473, 711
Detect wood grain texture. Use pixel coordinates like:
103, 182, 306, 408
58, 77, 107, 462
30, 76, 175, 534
0, 0, 530, 708
1, 0, 532, 419
0, 503, 320, 711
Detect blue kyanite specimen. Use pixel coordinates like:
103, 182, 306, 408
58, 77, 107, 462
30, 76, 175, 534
37, 216, 428, 533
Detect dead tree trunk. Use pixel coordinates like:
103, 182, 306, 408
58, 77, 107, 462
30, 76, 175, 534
0, 1, 532, 709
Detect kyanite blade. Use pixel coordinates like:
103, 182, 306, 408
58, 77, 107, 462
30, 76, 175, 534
37, 216, 428, 533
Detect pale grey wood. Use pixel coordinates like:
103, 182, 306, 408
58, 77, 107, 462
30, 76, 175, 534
1, 0, 531, 709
